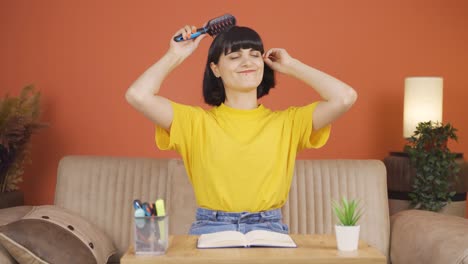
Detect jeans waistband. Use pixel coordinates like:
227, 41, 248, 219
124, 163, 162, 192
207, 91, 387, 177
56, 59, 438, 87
195, 207, 282, 223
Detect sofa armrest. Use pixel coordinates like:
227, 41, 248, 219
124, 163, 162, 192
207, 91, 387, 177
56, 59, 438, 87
390, 209, 468, 264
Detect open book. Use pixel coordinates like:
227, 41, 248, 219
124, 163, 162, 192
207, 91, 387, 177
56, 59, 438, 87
197, 230, 297, 248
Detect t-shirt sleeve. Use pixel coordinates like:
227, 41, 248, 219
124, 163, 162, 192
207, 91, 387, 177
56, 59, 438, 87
155, 101, 198, 155
289, 102, 331, 152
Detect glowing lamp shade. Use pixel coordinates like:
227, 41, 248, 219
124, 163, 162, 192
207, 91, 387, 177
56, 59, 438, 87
403, 77, 443, 138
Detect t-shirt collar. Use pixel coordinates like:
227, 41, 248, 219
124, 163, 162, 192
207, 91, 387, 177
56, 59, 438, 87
218, 103, 266, 117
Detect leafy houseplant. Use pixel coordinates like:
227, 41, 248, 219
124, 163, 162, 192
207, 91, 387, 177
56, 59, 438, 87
332, 197, 363, 226
0, 85, 46, 193
332, 197, 363, 251
404, 121, 460, 212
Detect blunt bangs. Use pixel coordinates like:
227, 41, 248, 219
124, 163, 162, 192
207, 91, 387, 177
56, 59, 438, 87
221, 29, 264, 57
209, 26, 264, 64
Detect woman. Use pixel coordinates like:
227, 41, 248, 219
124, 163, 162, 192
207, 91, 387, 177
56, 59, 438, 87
126, 25, 357, 235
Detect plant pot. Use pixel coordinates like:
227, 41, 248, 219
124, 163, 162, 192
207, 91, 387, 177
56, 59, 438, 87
0, 191, 24, 209
335, 225, 360, 251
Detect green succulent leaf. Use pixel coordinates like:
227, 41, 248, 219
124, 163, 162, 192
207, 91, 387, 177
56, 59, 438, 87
332, 197, 363, 226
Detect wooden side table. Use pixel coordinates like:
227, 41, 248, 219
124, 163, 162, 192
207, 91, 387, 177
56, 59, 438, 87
121, 234, 386, 264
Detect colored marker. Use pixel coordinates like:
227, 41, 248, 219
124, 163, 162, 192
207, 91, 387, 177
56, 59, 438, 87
155, 199, 166, 240
134, 208, 146, 228
155, 199, 166, 216
142, 202, 152, 216
133, 199, 142, 210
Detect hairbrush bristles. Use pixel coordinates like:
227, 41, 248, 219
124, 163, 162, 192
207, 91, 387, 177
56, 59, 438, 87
206, 14, 236, 36
174, 14, 237, 42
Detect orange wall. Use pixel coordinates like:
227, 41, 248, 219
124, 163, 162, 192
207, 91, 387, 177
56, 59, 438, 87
1, 1, 467, 207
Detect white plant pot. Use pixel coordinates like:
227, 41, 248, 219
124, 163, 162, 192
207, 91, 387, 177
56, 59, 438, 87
335, 225, 360, 251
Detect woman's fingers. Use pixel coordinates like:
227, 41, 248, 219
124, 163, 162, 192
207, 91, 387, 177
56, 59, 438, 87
173, 27, 185, 38
263, 56, 273, 67
263, 48, 294, 74
265, 48, 281, 60
172, 25, 198, 41
265, 48, 290, 62
171, 21, 209, 45
183, 25, 192, 39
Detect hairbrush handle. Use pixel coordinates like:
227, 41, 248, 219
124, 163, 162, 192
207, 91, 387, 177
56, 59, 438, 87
173, 27, 208, 42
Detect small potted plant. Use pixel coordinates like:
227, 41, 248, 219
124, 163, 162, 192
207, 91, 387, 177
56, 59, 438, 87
332, 197, 363, 251
404, 121, 460, 212
0, 85, 47, 208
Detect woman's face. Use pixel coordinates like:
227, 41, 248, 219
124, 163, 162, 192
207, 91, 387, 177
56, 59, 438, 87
210, 48, 264, 92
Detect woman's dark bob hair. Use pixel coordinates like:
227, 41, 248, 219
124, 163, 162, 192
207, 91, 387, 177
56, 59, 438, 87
203, 26, 275, 106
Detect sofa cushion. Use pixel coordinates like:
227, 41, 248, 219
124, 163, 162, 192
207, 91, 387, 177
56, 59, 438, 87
391, 209, 468, 264
0, 205, 116, 264
0, 206, 33, 264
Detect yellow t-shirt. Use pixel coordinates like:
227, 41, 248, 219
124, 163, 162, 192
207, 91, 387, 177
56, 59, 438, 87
155, 101, 331, 212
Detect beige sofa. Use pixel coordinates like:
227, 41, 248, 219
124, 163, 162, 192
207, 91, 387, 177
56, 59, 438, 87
1, 155, 467, 263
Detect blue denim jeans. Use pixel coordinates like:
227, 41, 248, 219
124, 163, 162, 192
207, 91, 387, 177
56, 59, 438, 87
188, 207, 289, 235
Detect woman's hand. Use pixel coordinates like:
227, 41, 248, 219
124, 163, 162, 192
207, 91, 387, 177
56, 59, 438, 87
263, 48, 296, 75
168, 24, 207, 61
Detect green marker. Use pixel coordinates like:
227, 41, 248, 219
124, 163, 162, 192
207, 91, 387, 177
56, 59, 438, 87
155, 199, 166, 242
155, 199, 166, 216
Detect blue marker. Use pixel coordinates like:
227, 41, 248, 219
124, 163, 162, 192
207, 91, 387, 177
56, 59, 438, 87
133, 199, 142, 210
141, 202, 153, 216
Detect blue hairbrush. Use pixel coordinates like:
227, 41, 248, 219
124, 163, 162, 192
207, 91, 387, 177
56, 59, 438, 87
174, 13, 236, 42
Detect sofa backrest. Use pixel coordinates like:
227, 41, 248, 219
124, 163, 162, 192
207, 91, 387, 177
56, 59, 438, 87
285, 160, 390, 259
55, 156, 389, 262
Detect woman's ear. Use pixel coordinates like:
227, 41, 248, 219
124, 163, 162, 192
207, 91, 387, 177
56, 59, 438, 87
210, 62, 220, 78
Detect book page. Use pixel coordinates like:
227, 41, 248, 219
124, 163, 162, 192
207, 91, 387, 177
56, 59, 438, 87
245, 230, 297, 248
197, 231, 248, 248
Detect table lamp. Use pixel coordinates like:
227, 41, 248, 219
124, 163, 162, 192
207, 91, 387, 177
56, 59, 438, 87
403, 76, 443, 139
385, 77, 465, 217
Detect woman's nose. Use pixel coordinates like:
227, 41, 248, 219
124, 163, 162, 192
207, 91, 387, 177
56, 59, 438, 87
240, 56, 253, 66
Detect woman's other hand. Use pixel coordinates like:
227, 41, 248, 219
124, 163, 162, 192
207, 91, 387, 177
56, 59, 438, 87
263, 48, 296, 75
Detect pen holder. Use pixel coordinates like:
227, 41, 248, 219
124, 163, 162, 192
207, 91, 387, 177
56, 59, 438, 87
134, 215, 169, 255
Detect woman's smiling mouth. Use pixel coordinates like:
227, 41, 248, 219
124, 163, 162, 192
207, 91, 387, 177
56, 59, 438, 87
238, 70, 256, 74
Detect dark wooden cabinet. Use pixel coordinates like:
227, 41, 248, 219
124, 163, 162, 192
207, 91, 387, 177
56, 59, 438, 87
383, 153, 467, 217
0, 191, 24, 209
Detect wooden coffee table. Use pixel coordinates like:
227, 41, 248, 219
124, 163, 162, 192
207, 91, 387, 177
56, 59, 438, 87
121, 234, 386, 264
